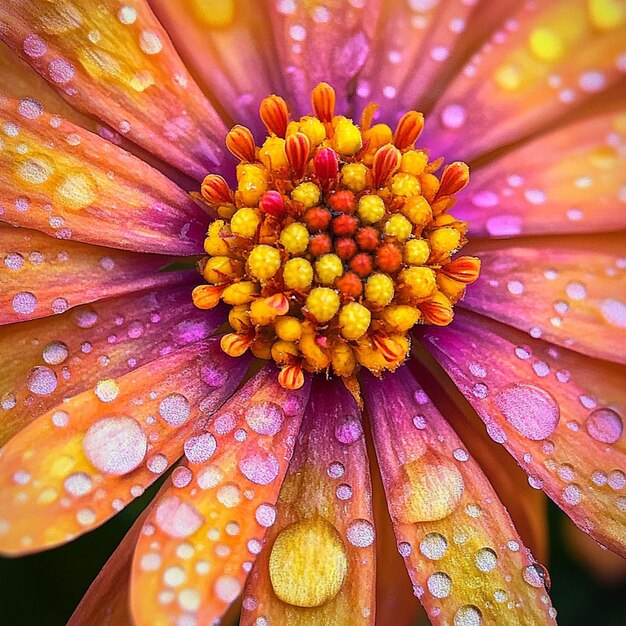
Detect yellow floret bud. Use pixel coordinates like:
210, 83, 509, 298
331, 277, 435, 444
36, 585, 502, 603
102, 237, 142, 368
291, 181, 321, 208
237, 164, 268, 206
332, 118, 363, 156
404, 239, 431, 265
300, 321, 331, 370
339, 302, 371, 341
400, 150, 428, 176
437, 273, 466, 300
204, 219, 229, 256
365, 273, 395, 307
357, 194, 386, 224
259, 136, 288, 171
331, 341, 356, 377
217, 204, 237, 219
275, 316, 302, 341
391, 172, 421, 197
222, 281, 258, 305
341, 162, 369, 192
383, 214, 413, 241
381, 305, 421, 332
228, 305, 251, 332
248, 245, 282, 280
203, 256, 240, 284
362, 124, 393, 162
399, 267, 437, 301
401, 195, 432, 226
279, 222, 309, 254
283, 257, 313, 290
271, 340, 299, 365
288, 116, 326, 146
251, 337, 272, 360
420, 172, 440, 202
305, 287, 340, 323
315, 254, 344, 285
231, 207, 260, 238
429, 227, 461, 255
250, 295, 288, 326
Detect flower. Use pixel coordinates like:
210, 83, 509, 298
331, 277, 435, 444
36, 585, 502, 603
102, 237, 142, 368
0, 2, 624, 626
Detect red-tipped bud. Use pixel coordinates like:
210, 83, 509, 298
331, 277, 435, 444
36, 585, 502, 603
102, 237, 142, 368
420, 292, 454, 326
312, 82, 336, 122
201, 174, 233, 205
285, 132, 310, 179
372, 333, 405, 361
334, 237, 358, 260
328, 190, 356, 214
331, 214, 358, 237
314, 147, 339, 183
226, 124, 257, 162
192, 284, 225, 310
355, 227, 380, 251
350, 253, 373, 278
372, 143, 401, 188
393, 111, 425, 150
309, 233, 332, 256
265, 293, 290, 315
335, 271, 363, 298
442, 256, 481, 284
220, 332, 253, 357
303, 207, 332, 232
436, 161, 470, 198
258, 190, 286, 217
260, 94, 289, 137
375, 243, 402, 273
278, 364, 304, 390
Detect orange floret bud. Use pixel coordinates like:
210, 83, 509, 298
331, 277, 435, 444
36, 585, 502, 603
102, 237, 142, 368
375, 243, 402, 273
350, 253, 373, 278
436, 161, 470, 198
201, 174, 233, 205
335, 271, 363, 299
192, 284, 225, 309
372, 143, 401, 188
332, 214, 358, 237
226, 124, 257, 162
279, 363, 305, 390
260, 94, 289, 137
285, 131, 310, 179
312, 82, 336, 122
393, 111, 424, 150
328, 190, 356, 214
442, 256, 481, 284
221, 332, 253, 357
420, 291, 454, 326
334, 237, 358, 260
355, 227, 379, 251
303, 207, 332, 232
309, 233, 332, 257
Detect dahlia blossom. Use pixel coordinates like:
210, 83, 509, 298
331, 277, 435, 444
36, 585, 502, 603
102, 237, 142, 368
0, 1, 625, 625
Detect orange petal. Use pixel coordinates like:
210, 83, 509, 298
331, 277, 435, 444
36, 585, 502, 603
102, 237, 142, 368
268, 1, 382, 116
364, 366, 556, 624
422, 0, 626, 160
240, 378, 375, 624
463, 234, 626, 364
0, 95, 208, 253
0, 339, 249, 555
0, 284, 224, 445
459, 113, 626, 238
0, 225, 188, 325
130, 366, 311, 626
150, 0, 283, 135
0, 0, 227, 179
422, 310, 626, 557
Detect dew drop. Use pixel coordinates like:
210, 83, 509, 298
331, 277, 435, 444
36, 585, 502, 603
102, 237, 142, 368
27, 366, 58, 395
64, 472, 93, 496
42, 340, 69, 365
474, 547, 498, 572
245, 401, 284, 435
155, 495, 203, 538
334, 418, 363, 444
159, 393, 190, 426
184, 433, 217, 463
95, 379, 120, 402
427, 572, 452, 598
454, 605, 482, 626
586, 408, 623, 444
238, 452, 280, 485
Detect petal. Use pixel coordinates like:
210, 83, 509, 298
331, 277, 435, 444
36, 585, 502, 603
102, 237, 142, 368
364, 367, 556, 624
0, 284, 224, 445
269, 0, 382, 116
463, 234, 626, 364
130, 367, 311, 626
356, 0, 519, 120
421, 0, 626, 160
150, 0, 282, 135
0, 339, 248, 555
0, 0, 227, 179
0, 226, 190, 325
457, 113, 626, 238
240, 378, 375, 625
0, 95, 207, 253
421, 310, 626, 557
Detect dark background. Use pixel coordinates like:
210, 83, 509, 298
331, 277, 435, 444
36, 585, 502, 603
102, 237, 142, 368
0, 496, 624, 626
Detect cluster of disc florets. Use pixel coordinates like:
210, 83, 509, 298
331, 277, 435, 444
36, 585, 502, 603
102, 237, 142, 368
193, 82, 480, 390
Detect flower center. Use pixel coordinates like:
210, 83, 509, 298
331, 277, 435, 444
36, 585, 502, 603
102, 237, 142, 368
193, 83, 480, 390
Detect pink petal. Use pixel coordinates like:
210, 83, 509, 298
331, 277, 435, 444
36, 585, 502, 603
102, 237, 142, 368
421, 310, 626, 557
130, 366, 311, 626
0, 225, 191, 325
0, 95, 207, 253
421, 2, 626, 160
463, 234, 626, 364
0, 339, 249, 555
240, 377, 375, 624
0, 284, 224, 445
364, 366, 556, 624
457, 113, 626, 238
0, 0, 228, 179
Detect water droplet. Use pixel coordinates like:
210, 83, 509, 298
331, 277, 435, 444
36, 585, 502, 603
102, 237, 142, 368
245, 401, 284, 435
334, 418, 363, 444
522, 563, 551, 590
42, 341, 69, 365
419, 532, 448, 560
184, 433, 217, 463
64, 472, 93, 496
346, 519, 375, 547
269, 517, 348, 607
494, 383, 560, 440
83, 416, 147, 475
155, 495, 203, 538
398, 541, 412, 557
27, 366, 58, 395
255, 503, 277, 528
454, 605, 482, 626
239, 452, 280, 485
159, 393, 190, 426
95, 378, 120, 402
586, 408, 623, 444
147, 453, 168, 474
474, 547, 498, 572
13, 291, 38, 315
427, 572, 451, 598
214, 575, 241, 603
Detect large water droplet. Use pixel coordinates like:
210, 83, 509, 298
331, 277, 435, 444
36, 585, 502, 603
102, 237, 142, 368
82, 416, 147, 475
245, 401, 284, 435
155, 495, 203, 538
158, 393, 190, 426
238, 451, 280, 485
269, 517, 348, 607
494, 383, 560, 440
585, 408, 623, 444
